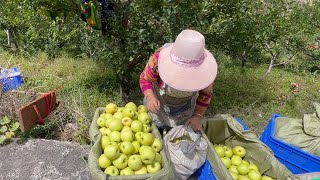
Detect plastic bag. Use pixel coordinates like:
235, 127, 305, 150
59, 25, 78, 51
163, 125, 208, 180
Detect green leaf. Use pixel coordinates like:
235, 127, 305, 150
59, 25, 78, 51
9, 122, 20, 132
0, 116, 11, 125
0, 126, 8, 133
5, 132, 14, 139
0, 135, 6, 144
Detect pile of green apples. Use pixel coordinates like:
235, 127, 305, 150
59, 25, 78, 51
214, 144, 273, 180
97, 102, 163, 176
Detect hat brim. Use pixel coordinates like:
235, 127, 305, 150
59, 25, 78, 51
158, 44, 218, 92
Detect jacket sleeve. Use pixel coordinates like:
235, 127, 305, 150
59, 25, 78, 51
139, 50, 161, 93
194, 83, 214, 116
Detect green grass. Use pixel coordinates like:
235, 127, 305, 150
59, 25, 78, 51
208, 53, 320, 135
0, 52, 123, 144
0, 51, 319, 142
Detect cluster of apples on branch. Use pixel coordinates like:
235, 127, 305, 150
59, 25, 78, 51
214, 144, 273, 180
97, 102, 163, 176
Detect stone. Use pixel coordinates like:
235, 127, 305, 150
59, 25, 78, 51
0, 138, 91, 180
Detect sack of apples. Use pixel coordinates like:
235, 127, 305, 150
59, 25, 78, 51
202, 114, 298, 180
88, 102, 175, 180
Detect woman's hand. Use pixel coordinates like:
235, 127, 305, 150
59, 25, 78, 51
146, 93, 160, 113
185, 115, 202, 132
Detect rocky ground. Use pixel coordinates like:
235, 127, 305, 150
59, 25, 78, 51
0, 138, 91, 180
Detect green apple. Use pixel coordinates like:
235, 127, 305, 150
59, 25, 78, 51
133, 112, 139, 120
228, 165, 239, 175
220, 157, 231, 168
214, 145, 225, 158
261, 175, 273, 180
139, 145, 147, 155
155, 153, 162, 164
233, 146, 246, 158
101, 135, 111, 150
238, 177, 250, 180
107, 141, 118, 146
104, 166, 119, 176
120, 141, 134, 155
151, 138, 163, 152
121, 117, 133, 127
120, 167, 134, 176
131, 120, 143, 133
138, 112, 151, 124
238, 175, 249, 178
141, 133, 155, 146
100, 113, 113, 119
106, 128, 112, 136
123, 107, 135, 119
223, 146, 233, 158
113, 112, 124, 120
99, 154, 112, 169
230, 172, 239, 180
135, 132, 144, 143
99, 127, 110, 136
122, 126, 131, 131
147, 162, 161, 173
106, 103, 118, 114
134, 166, 147, 175
132, 141, 140, 154
105, 117, 114, 128
104, 144, 120, 160
142, 124, 151, 133
117, 107, 125, 113
172, 138, 181, 144
231, 155, 242, 166
248, 163, 259, 172
110, 131, 121, 143
163, 129, 167, 136
125, 102, 138, 112
140, 146, 156, 165
248, 170, 261, 180
138, 105, 148, 113
128, 154, 143, 171
242, 160, 249, 166
108, 118, 123, 132
237, 163, 250, 175
97, 117, 106, 127
112, 153, 128, 170
121, 128, 134, 142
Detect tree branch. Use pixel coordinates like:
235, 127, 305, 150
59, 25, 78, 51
262, 55, 275, 79
273, 52, 297, 66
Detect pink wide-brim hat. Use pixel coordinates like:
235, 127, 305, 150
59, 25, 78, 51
158, 29, 218, 92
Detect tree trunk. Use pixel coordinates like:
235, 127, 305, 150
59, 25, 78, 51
119, 72, 130, 103
5, 29, 17, 49
5, 29, 12, 47
241, 50, 246, 67
117, 0, 132, 102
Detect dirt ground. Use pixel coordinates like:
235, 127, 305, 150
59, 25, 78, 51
0, 90, 38, 119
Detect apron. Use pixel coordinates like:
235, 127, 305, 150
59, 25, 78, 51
144, 82, 198, 128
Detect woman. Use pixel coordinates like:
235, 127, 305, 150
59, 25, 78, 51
139, 29, 218, 132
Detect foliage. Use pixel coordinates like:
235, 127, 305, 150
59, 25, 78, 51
1, 53, 319, 143
0, 116, 20, 144
0, 53, 122, 143
1, 0, 320, 98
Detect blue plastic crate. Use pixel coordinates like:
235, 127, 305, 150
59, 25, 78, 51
195, 160, 217, 180
260, 114, 320, 174
234, 117, 249, 131
0, 67, 22, 92
195, 117, 248, 180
